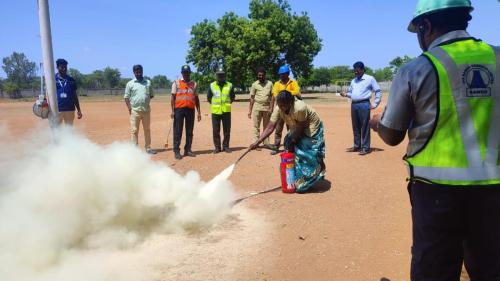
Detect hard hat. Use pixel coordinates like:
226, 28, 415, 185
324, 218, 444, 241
33, 99, 49, 119
278, 65, 290, 75
181, 65, 191, 73
216, 67, 225, 74
408, 0, 473, 32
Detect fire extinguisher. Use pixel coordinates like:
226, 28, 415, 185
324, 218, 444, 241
280, 152, 296, 193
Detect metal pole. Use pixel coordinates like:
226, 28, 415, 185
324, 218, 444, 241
39, 62, 44, 101
37, 0, 58, 123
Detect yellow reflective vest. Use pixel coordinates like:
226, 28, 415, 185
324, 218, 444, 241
210, 81, 232, 115
406, 38, 500, 185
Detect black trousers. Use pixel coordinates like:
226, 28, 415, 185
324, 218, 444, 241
173, 107, 195, 153
211, 112, 231, 149
408, 181, 500, 281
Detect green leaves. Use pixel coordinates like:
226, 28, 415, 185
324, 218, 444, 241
151, 75, 171, 89
2, 52, 37, 89
186, 0, 322, 90
389, 55, 414, 74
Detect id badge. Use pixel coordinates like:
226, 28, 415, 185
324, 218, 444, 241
60, 93, 67, 98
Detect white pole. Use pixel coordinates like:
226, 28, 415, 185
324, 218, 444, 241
39, 62, 44, 101
37, 0, 58, 123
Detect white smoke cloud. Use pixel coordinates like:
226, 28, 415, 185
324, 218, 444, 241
0, 125, 236, 281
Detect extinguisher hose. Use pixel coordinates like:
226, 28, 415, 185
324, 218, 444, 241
235, 148, 251, 165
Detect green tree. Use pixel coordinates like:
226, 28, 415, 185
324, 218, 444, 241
2, 81, 20, 98
102, 67, 121, 88
373, 66, 394, 82
68, 68, 85, 89
389, 55, 413, 74
85, 70, 105, 89
330, 65, 353, 84
191, 72, 213, 94
2, 52, 37, 89
118, 78, 130, 89
187, 0, 322, 88
364, 66, 375, 76
304, 67, 332, 86
151, 75, 171, 89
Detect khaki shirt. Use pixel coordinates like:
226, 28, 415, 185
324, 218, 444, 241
124, 78, 153, 112
250, 80, 273, 111
270, 99, 321, 137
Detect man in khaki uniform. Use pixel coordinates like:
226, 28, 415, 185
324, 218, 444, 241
248, 67, 273, 148
124, 64, 156, 154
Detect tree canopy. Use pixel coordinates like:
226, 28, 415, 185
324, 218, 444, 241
1, 52, 39, 97
2, 52, 37, 88
389, 55, 413, 74
151, 75, 172, 89
187, 0, 322, 90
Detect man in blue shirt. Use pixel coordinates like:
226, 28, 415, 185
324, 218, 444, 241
340, 61, 381, 155
55, 58, 82, 125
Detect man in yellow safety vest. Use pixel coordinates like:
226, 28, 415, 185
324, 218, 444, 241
207, 67, 235, 153
370, 1, 500, 280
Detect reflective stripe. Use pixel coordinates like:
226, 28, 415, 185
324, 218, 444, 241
210, 82, 231, 114
428, 47, 482, 166
176, 95, 195, 101
486, 48, 500, 165
175, 79, 196, 109
411, 166, 500, 182
407, 39, 499, 185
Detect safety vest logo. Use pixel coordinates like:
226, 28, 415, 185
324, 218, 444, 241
462, 65, 494, 97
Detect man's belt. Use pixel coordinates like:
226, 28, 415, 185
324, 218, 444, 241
351, 98, 370, 104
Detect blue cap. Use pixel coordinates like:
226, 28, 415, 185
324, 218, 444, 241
278, 65, 290, 75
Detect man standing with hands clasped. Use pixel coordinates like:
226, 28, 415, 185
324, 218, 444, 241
248, 67, 273, 149
340, 61, 382, 155
170, 65, 201, 160
124, 64, 156, 155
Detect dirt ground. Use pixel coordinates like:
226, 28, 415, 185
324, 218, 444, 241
0, 94, 452, 280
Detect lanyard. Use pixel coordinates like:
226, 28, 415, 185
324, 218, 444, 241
57, 76, 68, 90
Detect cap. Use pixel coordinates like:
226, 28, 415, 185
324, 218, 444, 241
181, 65, 191, 73
216, 67, 225, 74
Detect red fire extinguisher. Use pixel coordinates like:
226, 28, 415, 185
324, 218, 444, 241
280, 152, 296, 193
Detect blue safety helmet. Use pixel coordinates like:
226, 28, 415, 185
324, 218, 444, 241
278, 65, 290, 75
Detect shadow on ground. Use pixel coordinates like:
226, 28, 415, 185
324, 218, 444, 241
193, 146, 247, 155
300, 179, 332, 194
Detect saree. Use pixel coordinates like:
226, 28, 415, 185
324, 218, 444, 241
284, 122, 326, 193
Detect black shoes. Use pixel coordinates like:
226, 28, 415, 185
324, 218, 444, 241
174, 151, 182, 160
213, 148, 221, 154
358, 149, 370, 156
184, 150, 196, 157
347, 147, 370, 155
223, 147, 231, 153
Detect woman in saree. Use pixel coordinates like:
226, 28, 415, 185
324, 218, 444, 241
249, 90, 326, 192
